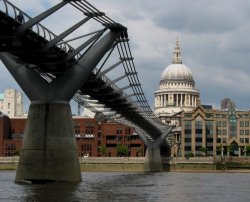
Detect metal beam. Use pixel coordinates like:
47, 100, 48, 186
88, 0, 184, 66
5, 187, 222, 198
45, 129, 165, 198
0, 53, 48, 100
103, 74, 127, 88
43, 17, 91, 50
64, 29, 106, 62
96, 60, 123, 79
48, 31, 121, 101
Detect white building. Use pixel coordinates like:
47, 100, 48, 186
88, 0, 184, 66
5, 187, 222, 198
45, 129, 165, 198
0, 89, 24, 118
154, 38, 200, 124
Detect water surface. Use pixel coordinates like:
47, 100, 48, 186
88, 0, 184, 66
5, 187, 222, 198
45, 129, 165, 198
0, 171, 249, 201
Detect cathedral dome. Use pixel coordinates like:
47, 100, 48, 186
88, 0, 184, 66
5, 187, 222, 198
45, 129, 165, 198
160, 37, 194, 83
160, 63, 194, 82
154, 37, 200, 117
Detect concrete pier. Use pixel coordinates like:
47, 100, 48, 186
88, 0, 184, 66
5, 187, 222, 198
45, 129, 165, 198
144, 147, 163, 172
15, 102, 82, 183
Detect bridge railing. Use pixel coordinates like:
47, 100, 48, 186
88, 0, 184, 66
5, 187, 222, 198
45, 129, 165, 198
92, 67, 126, 96
0, 0, 81, 60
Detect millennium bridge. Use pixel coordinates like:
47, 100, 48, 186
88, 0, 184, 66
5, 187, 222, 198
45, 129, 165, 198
0, 0, 173, 182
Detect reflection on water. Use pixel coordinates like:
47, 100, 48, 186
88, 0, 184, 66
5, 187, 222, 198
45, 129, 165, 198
0, 171, 250, 201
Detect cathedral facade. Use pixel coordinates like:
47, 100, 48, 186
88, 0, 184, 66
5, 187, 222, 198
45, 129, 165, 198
154, 38, 200, 124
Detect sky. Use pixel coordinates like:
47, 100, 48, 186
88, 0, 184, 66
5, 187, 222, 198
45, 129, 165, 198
1, 0, 250, 112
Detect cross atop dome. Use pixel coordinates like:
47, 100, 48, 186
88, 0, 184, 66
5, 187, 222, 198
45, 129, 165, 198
172, 37, 182, 64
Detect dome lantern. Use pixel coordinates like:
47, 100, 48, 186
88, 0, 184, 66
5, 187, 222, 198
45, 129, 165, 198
172, 37, 182, 64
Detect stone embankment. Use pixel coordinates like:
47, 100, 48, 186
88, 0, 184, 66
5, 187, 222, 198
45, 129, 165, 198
0, 156, 250, 172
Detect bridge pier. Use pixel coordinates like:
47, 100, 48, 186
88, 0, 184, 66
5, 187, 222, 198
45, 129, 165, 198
15, 102, 82, 183
144, 147, 163, 172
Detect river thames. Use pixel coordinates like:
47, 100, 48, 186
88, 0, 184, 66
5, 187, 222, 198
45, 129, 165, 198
0, 171, 249, 201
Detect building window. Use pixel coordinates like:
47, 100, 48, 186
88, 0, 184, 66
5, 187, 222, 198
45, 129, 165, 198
125, 127, 131, 135
222, 130, 227, 135
98, 125, 101, 131
195, 121, 202, 135
195, 137, 202, 142
240, 121, 244, 127
117, 128, 122, 134
8, 102, 10, 109
74, 122, 80, 134
223, 121, 227, 127
184, 121, 192, 136
240, 138, 244, 143
245, 122, 249, 127
245, 130, 249, 135
228, 109, 237, 137
85, 123, 94, 134
246, 139, 249, 143
205, 121, 213, 135
240, 130, 244, 135
216, 121, 221, 127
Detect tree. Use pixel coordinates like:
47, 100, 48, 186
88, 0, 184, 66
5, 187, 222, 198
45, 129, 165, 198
246, 145, 250, 156
116, 145, 129, 157
100, 145, 107, 156
199, 147, 208, 156
187, 152, 194, 158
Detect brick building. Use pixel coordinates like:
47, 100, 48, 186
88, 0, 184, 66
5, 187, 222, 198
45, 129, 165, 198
0, 113, 145, 157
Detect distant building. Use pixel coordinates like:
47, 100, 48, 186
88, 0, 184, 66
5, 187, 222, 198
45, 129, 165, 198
0, 89, 24, 118
154, 38, 200, 125
154, 39, 250, 159
0, 115, 145, 157
181, 105, 250, 158
221, 98, 236, 110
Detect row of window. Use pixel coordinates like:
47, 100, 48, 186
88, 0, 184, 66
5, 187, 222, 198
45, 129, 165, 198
185, 121, 250, 128
240, 138, 250, 143
240, 121, 250, 127
74, 123, 131, 135
240, 130, 250, 135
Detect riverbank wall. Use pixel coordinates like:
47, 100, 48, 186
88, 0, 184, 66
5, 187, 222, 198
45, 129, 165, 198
1, 157, 250, 172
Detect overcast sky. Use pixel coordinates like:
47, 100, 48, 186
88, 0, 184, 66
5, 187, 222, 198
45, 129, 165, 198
1, 0, 250, 111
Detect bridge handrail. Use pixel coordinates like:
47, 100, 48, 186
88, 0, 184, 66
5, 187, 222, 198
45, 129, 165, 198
1, 0, 81, 60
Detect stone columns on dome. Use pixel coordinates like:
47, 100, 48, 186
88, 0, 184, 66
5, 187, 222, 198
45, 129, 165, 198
181, 94, 183, 107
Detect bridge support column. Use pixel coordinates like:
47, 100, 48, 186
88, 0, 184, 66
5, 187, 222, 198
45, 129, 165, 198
144, 147, 162, 172
15, 102, 82, 183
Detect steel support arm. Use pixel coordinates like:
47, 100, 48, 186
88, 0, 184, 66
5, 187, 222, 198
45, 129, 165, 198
43, 17, 91, 50
104, 74, 127, 87
64, 29, 106, 62
0, 53, 48, 100
48, 31, 121, 101
0, 31, 120, 102
96, 61, 123, 79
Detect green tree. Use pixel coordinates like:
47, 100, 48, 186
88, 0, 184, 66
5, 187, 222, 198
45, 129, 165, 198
100, 145, 107, 156
13, 150, 20, 156
187, 152, 194, 158
116, 145, 129, 157
246, 145, 250, 156
199, 147, 208, 156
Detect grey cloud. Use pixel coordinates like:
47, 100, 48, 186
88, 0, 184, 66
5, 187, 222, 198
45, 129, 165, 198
151, 1, 250, 34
